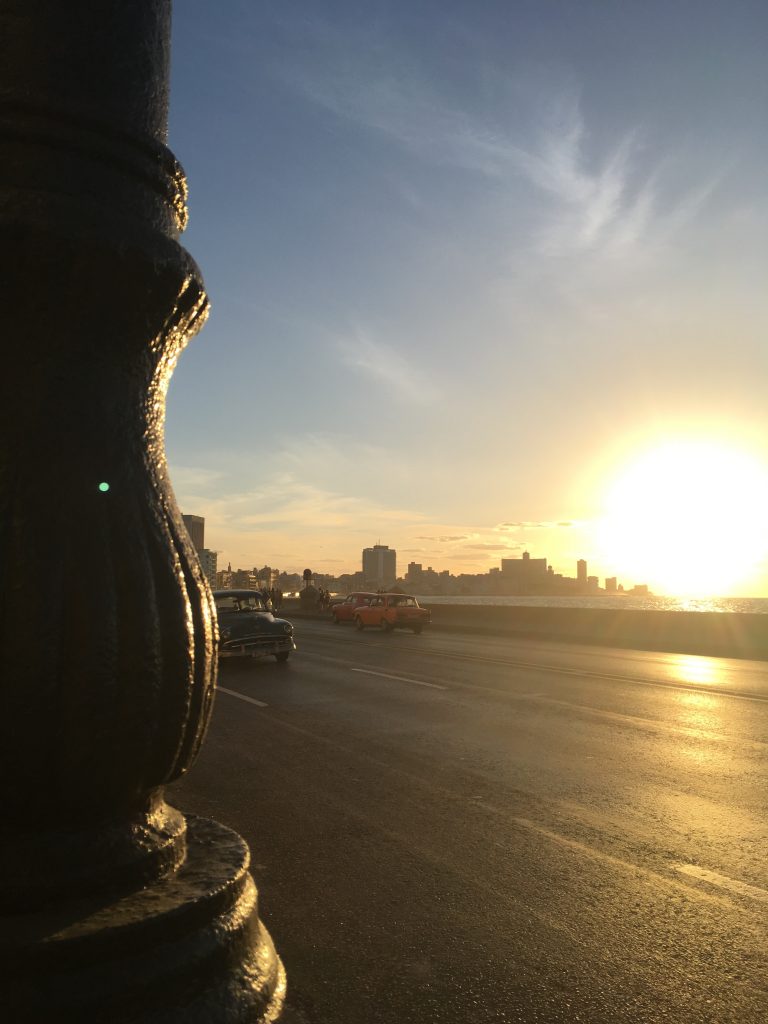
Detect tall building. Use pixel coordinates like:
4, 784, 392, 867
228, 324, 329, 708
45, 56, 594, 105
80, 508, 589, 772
182, 514, 215, 588
500, 551, 547, 592
577, 559, 587, 585
216, 565, 233, 590
182, 514, 205, 553
362, 544, 396, 589
200, 548, 218, 591
405, 562, 423, 587
232, 569, 258, 590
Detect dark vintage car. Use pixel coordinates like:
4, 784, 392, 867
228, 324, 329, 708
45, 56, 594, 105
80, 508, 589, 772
213, 589, 296, 662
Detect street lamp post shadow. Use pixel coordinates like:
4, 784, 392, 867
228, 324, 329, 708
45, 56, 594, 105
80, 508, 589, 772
0, 2, 285, 1020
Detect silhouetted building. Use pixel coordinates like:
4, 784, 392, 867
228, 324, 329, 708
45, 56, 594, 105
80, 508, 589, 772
215, 566, 233, 590
182, 514, 205, 553
500, 551, 548, 592
333, 572, 363, 593
577, 559, 587, 585
605, 576, 617, 593
254, 564, 277, 587
200, 548, 217, 590
363, 544, 396, 589
406, 561, 423, 583
232, 569, 258, 590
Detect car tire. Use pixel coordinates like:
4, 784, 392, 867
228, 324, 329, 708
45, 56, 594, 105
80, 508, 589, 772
381, 619, 393, 632
355, 617, 365, 631
274, 651, 290, 662
332, 613, 340, 624
412, 625, 423, 634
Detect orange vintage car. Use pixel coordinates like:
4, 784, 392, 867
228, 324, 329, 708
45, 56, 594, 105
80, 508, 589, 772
353, 593, 430, 634
331, 591, 378, 624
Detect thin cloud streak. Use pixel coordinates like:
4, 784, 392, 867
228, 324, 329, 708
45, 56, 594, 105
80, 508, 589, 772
169, 460, 581, 574
336, 330, 439, 403
284, 54, 717, 265
497, 520, 578, 531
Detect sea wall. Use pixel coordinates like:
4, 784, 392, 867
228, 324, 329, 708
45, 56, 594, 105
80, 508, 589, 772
283, 599, 768, 660
423, 603, 768, 660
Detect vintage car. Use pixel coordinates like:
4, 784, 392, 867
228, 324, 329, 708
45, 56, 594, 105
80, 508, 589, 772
213, 589, 296, 662
353, 593, 431, 634
331, 591, 378, 624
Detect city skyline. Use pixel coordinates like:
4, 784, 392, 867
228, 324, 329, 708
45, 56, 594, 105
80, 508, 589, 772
184, 516, 648, 596
179, 497, 761, 599
165, 2, 768, 598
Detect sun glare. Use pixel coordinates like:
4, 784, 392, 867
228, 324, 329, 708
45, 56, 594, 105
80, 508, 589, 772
597, 440, 768, 596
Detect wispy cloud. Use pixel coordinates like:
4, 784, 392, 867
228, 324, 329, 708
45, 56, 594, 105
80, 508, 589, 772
170, 465, 224, 491
527, 104, 651, 255
464, 542, 520, 551
282, 50, 716, 266
169, 463, 589, 575
525, 101, 720, 261
336, 329, 439, 403
169, 463, 432, 570
202, 476, 425, 532
497, 520, 576, 531
416, 534, 470, 542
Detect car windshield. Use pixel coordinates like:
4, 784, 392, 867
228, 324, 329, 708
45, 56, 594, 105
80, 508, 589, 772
390, 596, 417, 606
215, 594, 266, 613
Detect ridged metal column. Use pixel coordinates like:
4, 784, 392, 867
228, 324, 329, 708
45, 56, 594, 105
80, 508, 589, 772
0, 3, 285, 1020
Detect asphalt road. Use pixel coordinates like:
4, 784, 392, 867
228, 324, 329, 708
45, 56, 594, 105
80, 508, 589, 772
170, 619, 768, 1024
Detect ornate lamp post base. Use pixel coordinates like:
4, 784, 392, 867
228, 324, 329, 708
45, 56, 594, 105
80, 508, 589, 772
4, 816, 285, 1023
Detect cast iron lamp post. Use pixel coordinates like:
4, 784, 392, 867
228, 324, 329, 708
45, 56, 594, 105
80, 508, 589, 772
0, 2, 285, 1020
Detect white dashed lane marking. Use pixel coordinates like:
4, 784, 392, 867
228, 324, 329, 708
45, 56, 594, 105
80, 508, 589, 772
673, 863, 768, 903
217, 686, 268, 708
351, 668, 447, 690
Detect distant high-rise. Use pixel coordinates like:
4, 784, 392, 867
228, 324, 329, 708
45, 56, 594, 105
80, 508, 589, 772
232, 569, 258, 590
498, 551, 547, 594
501, 551, 547, 573
362, 544, 396, 589
577, 559, 587, 585
406, 562, 423, 585
182, 515, 216, 589
182, 514, 205, 553
200, 548, 218, 591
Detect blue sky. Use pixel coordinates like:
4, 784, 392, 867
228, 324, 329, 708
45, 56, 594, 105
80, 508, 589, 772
164, 1, 768, 594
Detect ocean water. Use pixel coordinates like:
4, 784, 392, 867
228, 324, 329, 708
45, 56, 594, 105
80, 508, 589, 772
415, 595, 768, 614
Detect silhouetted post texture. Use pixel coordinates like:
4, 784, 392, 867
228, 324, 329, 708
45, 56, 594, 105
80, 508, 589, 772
0, 3, 285, 1020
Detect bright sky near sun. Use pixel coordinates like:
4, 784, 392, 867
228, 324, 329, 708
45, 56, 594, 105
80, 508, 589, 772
165, 1, 768, 596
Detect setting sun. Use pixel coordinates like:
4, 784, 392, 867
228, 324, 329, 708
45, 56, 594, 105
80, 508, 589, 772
597, 440, 768, 596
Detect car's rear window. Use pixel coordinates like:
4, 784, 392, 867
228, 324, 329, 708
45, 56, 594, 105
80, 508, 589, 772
216, 595, 266, 612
